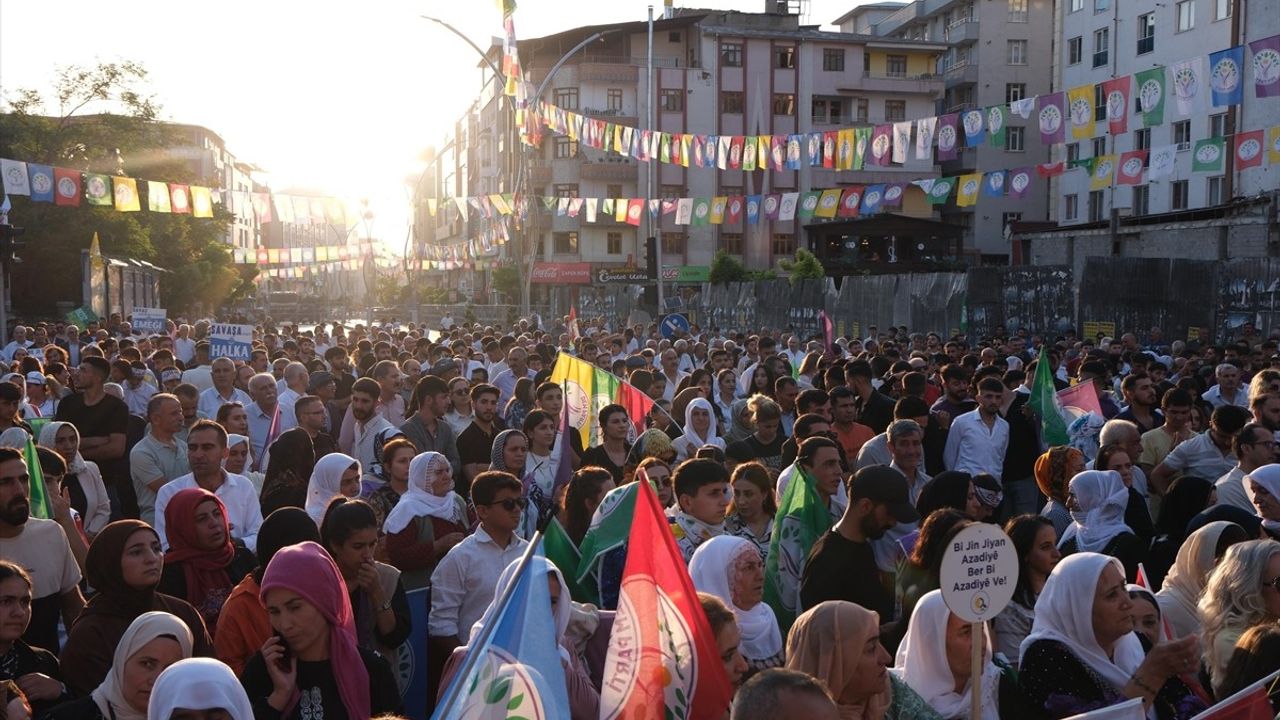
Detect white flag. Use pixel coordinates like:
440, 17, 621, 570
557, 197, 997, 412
675, 198, 694, 225
778, 192, 799, 221
717, 137, 731, 170
893, 122, 911, 164
585, 198, 597, 223
916, 117, 937, 160
1010, 97, 1036, 119
1148, 143, 1178, 180
911, 178, 936, 194
0, 159, 30, 196
1171, 57, 1203, 117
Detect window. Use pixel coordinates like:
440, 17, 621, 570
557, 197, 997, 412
823, 48, 845, 71
1002, 212, 1023, 230
1207, 176, 1226, 205
856, 98, 870, 123
720, 185, 743, 199
829, 99, 845, 123
553, 183, 578, 198
553, 232, 579, 254
1092, 137, 1107, 157
1173, 120, 1192, 150
553, 136, 577, 159
721, 233, 743, 255
1134, 128, 1151, 159
1068, 37, 1083, 64
1094, 84, 1107, 121
553, 87, 579, 110
1006, 83, 1027, 103
1171, 180, 1190, 209
1210, 113, 1228, 137
885, 100, 906, 121
771, 233, 796, 257
773, 93, 796, 115
886, 55, 908, 77
864, 53, 872, 73
1067, 142, 1080, 162
1132, 185, 1149, 215
1070, 0, 1084, 9
1007, 126, 1025, 151
721, 91, 744, 114
606, 232, 623, 255
1008, 40, 1028, 64
669, 31, 681, 42
1176, 0, 1194, 31
1009, 0, 1028, 21
1093, 28, 1109, 67
662, 233, 685, 255
1088, 190, 1105, 222
1215, 0, 1231, 20
721, 42, 743, 67
1137, 13, 1155, 54
1065, 194, 1079, 220
607, 184, 624, 199
606, 89, 623, 111
659, 184, 684, 199
774, 45, 796, 69
660, 89, 684, 112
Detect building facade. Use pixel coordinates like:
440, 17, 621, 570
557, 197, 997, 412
843, 0, 1056, 260
162, 123, 261, 251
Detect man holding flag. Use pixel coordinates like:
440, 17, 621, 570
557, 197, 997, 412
0, 445, 85, 652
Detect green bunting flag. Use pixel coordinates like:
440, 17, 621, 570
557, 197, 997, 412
84, 174, 112, 206
763, 466, 832, 635
542, 518, 590, 602
925, 177, 955, 205
987, 105, 1008, 148
1134, 67, 1167, 128
1028, 347, 1069, 447
576, 482, 640, 604
24, 418, 52, 520
1192, 137, 1226, 172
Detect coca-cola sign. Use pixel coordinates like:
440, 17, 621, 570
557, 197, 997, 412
531, 262, 592, 284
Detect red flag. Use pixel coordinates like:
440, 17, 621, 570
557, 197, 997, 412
625, 198, 644, 226
822, 131, 837, 169
1235, 130, 1265, 170
819, 310, 834, 356
837, 186, 863, 218
1196, 684, 1275, 720
1037, 162, 1066, 178
1117, 150, 1148, 185
729, 136, 744, 170
53, 168, 81, 206
726, 195, 744, 226
616, 382, 655, 438
599, 477, 733, 720
169, 184, 191, 214
1102, 76, 1131, 135
568, 307, 580, 343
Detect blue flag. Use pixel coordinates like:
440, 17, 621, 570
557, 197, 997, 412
983, 170, 1007, 197
746, 195, 761, 225
27, 165, 54, 203
861, 184, 885, 215
1208, 46, 1245, 107
432, 549, 570, 720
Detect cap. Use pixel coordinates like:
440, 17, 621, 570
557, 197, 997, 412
23, 372, 44, 385
430, 358, 459, 376
849, 465, 919, 524
160, 368, 182, 382
307, 371, 335, 392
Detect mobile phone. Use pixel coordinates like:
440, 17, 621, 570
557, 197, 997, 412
273, 632, 291, 670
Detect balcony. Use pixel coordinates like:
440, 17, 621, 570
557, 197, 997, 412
939, 147, 977, 176
529, 162, 552, 184
943, 63, 979, 88
580, 159, 638, 182
853, 72, 944, 94
943, 19, 980, 44
579, 107, 639, 127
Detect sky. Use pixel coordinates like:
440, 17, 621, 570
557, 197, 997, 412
0, 0, 866, 253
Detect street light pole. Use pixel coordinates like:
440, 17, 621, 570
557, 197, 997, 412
648, 6, 665, 315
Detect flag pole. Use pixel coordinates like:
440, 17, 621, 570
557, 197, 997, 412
433, 529, 545, 719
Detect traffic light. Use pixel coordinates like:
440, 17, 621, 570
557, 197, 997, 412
0, 224, 24, 263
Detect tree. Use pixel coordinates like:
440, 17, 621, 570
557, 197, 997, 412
709, 250, 748, 284
778, 248, 826, 283
0, 61, 245, 316
491, 266, 520, 300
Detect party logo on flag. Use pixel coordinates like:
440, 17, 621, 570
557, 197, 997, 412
799, 192, 820, 218
1172, 59, 1201, 116
1118, 153, 1146, 184
113, 178, 140, 212
1039, 98, 1063, 136
1209, 46, 1244, 106
962, 110, 984, 145
1252, 35, 1280, 97
1136, 68, 1166, 125
871, 131, 890, 161
928, 177, 954, 204
84, 174, 111, 206
987, 106, 1004, 137
1193, 138, 1225, 172
55, 170, 80, 205
861, 186, 883, 214
1235, 131, 1264, 169
28, 166, 53, 202
171, 185, 191, 214
839, 188, 862, 216
763, 194, 779, 218
985, 171, 1005, 196
937, 121, 957, 155
1009, 169, 1032, 198
961, 176, 980, 197
1094, 157, 1114, 184
817, 190, 839, 213
883, 185, 902, 205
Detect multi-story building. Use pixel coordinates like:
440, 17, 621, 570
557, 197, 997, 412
162, 123, 261, 251
842, 0, 1055, 261
260, 188, 366, 305
1055, 0, 1275, 225
417, 7, 951, 302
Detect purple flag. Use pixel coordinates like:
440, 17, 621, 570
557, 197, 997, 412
1250, 34, 1280, 98
1038, 92, 1066, 144
936, 114, 959, 160
871, 124, 893, 166
882, 183, 906, 208
819, 310, 834, 356
1008, 167, 1034, 199
763, 193, 782, 221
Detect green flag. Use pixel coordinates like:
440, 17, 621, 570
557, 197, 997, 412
987, 105, 1008, 148
1134, 67, 1166, 128
763, 466, 832, 635
852, 127, 872, 170
691, 198, 711, 227
1192, 137, 1226, 172
83, 174, 112, 206
542, 518, 589, 602
925, 177, 955, 205
1028, 346, 1069, 447
21, 424, 51, 520
797, 191, 821, 220
576, 482, 641, 604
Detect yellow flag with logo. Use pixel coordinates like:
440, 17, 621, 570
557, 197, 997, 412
710, 197, 727, 224
956, 174, 982, 207
1090, 155, 1117, 190
1269, 125, 1280, 165
815, 189, 842, 218
1068, 84, 1096, 140
550, 353, 621, 448
112, 177, 140, 212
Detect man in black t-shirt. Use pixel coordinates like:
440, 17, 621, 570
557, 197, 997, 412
55, 356, 130, 517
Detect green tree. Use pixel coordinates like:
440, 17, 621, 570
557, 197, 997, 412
491, 266, 519, 300
709, 250, 748, 284
0, 61, 244, 316
778, 248, 826, 283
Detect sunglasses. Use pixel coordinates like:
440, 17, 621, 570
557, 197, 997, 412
482, 497, 528, 511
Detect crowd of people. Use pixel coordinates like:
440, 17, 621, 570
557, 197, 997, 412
2, 312, 1280, 720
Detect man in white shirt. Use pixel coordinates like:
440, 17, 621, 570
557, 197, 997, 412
491, 347, 534, 409
172, 324, 196, 366
1151, 404, 1251, 495
345, 377, 395, 473
943, 376, 1010, 477
1215, 422, 1275, 511
197, 357, 251, 419
122, 361, 158, 417
1202, 363, 1249, 409
245, 372, 297, 466
154, 420, 263, 551
429, 470, 527, 651
658, 348, 688, 402
1, 326, 32, 363
179, 342, 213, 392
276, 362, 310, 409
783, 335, 807, 370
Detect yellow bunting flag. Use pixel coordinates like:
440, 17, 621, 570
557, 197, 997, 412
956, 174, 982, 208
190, 186, 214, 218
814, 188, 842, 218
1067, 84, 1096, 140
146, 181, 170, 213
112, 177, 140, 212
1090, 155, 1117, 190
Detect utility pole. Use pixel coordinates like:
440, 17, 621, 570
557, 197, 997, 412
648, 6, 665, 314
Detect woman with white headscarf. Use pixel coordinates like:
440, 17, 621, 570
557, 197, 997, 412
304, 453, 361, 526
672, 397, 725, 462
382, 452, 469, 590
0, 426, 29, 449
1058, 470, 1147, 581
44, 612, 193, 720
689, 535, 784, 677
1155, 521, 1249, 639
223, 434, 264, 494
146, 657, 253, 720
39, 420, 111, 537
1019, 553, 1206, 719
893, 589, 1002, 719
1244, 463, 1280, 540
442, 556, 599, 720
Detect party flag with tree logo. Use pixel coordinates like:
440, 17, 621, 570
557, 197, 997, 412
763, 465, 832, 634
1028, 346, 1069, 447
599, 475, 732, 720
